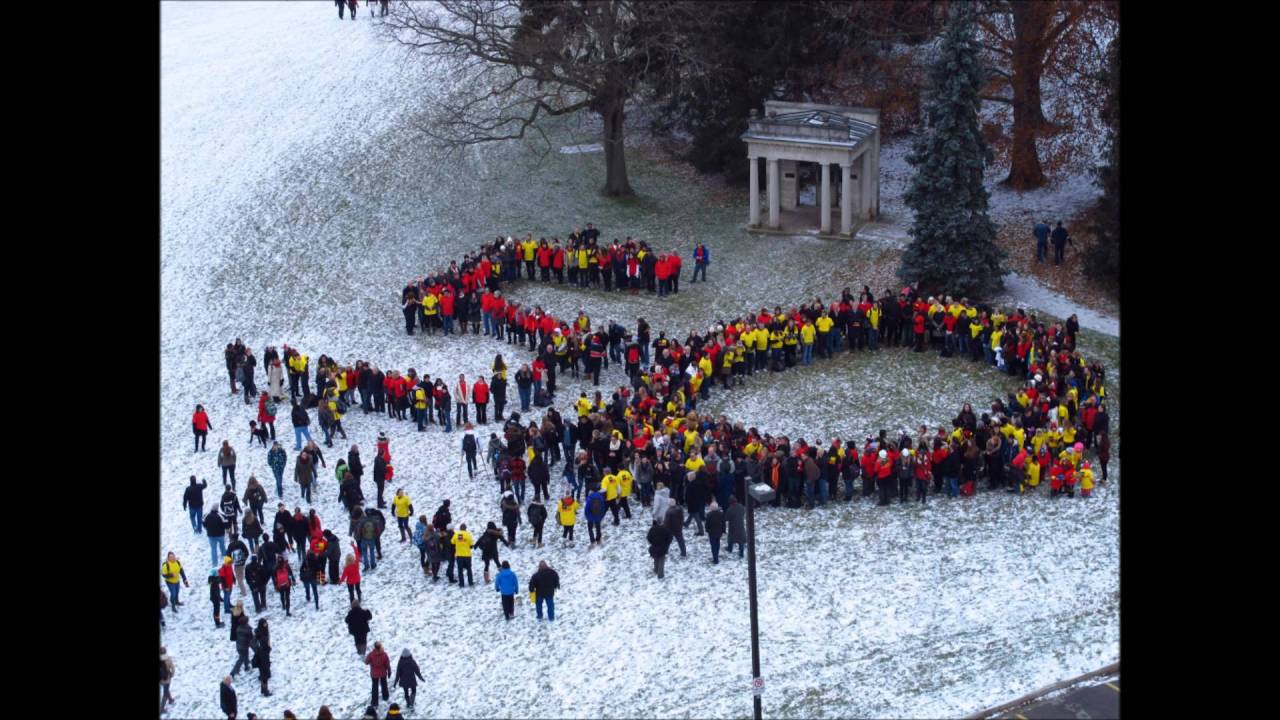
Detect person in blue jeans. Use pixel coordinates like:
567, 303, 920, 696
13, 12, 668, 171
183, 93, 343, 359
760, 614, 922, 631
1033, 220, 1050, 262
291, 402, 312, 451
529, 560, 559, 621
183, 476, 208, 533
205, 509, 228, 567
692, 243, 709, 282
801, 340, 814, 366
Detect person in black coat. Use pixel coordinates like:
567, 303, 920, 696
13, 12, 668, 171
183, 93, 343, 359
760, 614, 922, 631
245, 556, 269, 612
647, 519, 673, 579
528, 560, 560, 621
253, 619, 272, 696
393, 649, 425, 709
348, 445, 364, 485
183, 476, 208, 534
346, 600, 373, 655
372, 453, 387, 508
220, 676, 237, 719
704, 501, 726, 564
527, 498, 548, 548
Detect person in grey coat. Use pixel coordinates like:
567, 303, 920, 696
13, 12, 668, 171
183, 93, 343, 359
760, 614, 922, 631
663, 500, 686, 557
230, 621, 253, 678
725, 496, 747, 559
651, 483, 671, 524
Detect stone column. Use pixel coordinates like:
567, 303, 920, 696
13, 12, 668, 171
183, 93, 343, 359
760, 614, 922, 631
840, 162, 853, 235
767, 158, 780, 230
861, 150, 874, 219
748, 157, 760, 227
820, 163, 831, 234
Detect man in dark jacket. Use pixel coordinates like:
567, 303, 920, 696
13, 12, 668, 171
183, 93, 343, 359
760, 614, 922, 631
724, 496, 747, 558
220, 676, 237, 719
245, 555, 269, 612
290, 402, 312, 452
1050, 221, 1071, 265
663, 501, 686, 557
364, 506, 387, 561
528, 560, 560, 621
704, 501, 726, 564
527, 498, 548, 547
372, 452, 387, 508
205, 509, 228, 567
346, 600, 373, 655
184, 476, 208, 534
683, 473, 708, 536
231, 620, 253, 678
647, 519, 673, 579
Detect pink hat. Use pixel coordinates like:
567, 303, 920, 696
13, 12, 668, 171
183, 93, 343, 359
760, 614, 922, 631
1073, 442, 1084, 452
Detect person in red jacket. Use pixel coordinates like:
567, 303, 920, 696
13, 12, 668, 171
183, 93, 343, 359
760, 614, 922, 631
217, 556, 236, 614
256, 393, 276, 441
472, 376, 490, 425
655, 255, 671, 297
913, 310, 927, 352
537, 242, 552, 282
365, 641, 392, 708
552, 242, 565, 284
439, 288, 456, 336
193, 404, 213, 453
668, 251, 682, 294
340, 542, 363, 603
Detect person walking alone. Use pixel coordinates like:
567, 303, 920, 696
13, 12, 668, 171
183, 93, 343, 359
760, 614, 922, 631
494, 560, 519, 620
528, 560, 560, 621
393, 649, 424, 710
648, 519, 673, 579
365, 641, 392, 708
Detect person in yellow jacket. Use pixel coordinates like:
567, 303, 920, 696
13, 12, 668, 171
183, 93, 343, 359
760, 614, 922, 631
684, 452, 705, 476
575, 393, 591, 419
1025, 456, 1041, 489
452, 524, 475, 587
1079, 462, 1095, 497
327, 391, 348, 443
420, 292, 439, 336
601, 471, 623, 525
799, 322, 816, 365
557, 495, 581, 546
161, 552, 189, 612
392, 489, 414, 542
867, 303, 881, 351
413, 386, 428, 431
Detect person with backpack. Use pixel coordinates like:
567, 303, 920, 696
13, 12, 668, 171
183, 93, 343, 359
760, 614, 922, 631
392, 649, 425, 710
193, 404, 213, 453
272, 555, 295, 616
411, 515, 430, 573
226, 533, 250, 596
252, 619, 272, 696
528, 560, 560, 621
161, 552, 189, 613
358, 509, 381, 570
647, 518, 673, 579
583, 489, 606, 546
494, 561, 519, 620
346, 599, 373, 655
219, 484, 243, 536
184, 476, 208, 534
257, 392, 277, 441
159, 647, 176, 714
365, 641, 392, 708
424, 525, 444, 581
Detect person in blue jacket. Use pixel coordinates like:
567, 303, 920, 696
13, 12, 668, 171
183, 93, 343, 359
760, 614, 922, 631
692, 243, 709, 283
583, 489, 607, 546
1032, 221, 1050, 263
494, 561, 519, 620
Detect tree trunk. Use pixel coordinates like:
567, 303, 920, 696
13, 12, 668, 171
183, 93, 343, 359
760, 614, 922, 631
1003, 1, 1052, 190
601, 97, 633, 197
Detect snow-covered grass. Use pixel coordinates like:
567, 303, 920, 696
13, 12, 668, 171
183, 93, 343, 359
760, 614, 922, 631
162, 4, 1119, 718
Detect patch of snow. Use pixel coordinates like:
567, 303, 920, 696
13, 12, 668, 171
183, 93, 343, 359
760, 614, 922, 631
560, 143, 603, 154
993, 272, 1118, 337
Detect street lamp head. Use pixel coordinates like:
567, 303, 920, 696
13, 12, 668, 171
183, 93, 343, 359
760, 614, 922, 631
748, 483, 776, 503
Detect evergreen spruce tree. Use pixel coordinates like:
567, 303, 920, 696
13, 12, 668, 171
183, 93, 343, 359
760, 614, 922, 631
897, 5, 1005, 299
1086, 31, 1120, 289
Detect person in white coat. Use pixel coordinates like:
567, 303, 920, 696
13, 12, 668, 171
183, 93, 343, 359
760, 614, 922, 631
454, 374, 471, 427
651, 483, 671, 524
268, 360, 285, 402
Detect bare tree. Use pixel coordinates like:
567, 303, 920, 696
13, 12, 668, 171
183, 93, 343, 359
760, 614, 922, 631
976, 0, 1118, 190
383, 0, 691, 197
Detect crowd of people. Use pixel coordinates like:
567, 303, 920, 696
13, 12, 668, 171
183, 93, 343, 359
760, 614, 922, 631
165, 223, 1115, 717
399, 231, 711, 337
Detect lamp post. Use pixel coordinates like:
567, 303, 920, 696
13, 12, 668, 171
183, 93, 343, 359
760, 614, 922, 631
746, 482, 776, 720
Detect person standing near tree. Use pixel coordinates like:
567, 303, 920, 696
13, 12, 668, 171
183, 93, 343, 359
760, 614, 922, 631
1051, 221, 1071, 264
1033, 220, 1050, 263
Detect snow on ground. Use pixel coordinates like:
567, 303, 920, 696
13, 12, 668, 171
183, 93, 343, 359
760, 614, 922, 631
991, 273, 1118, 338
162, 4, 1119, 718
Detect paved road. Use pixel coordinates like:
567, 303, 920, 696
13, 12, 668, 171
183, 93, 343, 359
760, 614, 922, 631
1002, 676, 1119, 719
